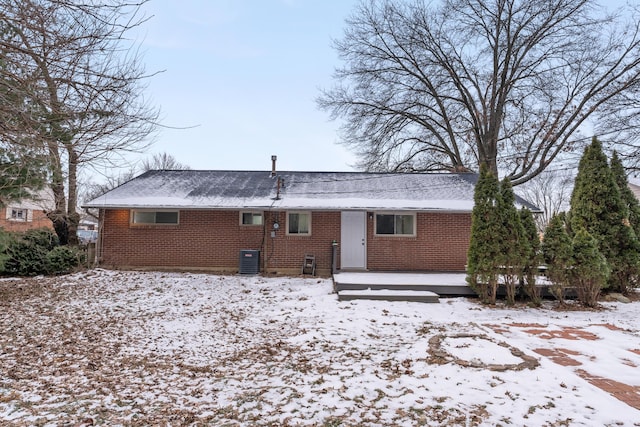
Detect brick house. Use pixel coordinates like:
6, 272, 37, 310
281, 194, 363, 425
0, 190, 54, 233
83, 166, 537, 276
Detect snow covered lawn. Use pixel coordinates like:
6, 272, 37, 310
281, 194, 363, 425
1, 269, 639, 426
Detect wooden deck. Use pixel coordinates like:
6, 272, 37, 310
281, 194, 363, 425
333, 271, 476, 303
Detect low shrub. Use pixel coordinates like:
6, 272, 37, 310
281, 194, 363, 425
46, 245, 85, 275
3, 238, 49, 276
0, 228, 15, 273
0, 227, 84, 276
22, 228, 59, 251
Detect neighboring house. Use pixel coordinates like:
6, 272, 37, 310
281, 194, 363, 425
0, 189, 54, 233
83, 165, 538, 276
629, 180, 640, 202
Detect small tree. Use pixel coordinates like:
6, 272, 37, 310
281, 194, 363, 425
571, 228, 609, 307
520, 208, 542, 306
467, 167, 502, 304
542, 213, 573, 305
497, 178, 526, 305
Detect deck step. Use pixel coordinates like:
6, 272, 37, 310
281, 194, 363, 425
337, 289, 440, 303
332, 272, 477, 297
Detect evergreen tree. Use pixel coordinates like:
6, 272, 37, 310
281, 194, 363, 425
0, 146, 46, 206
0, 64, 47, 204
569, 137, 639, 294
467, 166, 502, 304
520, 208, 542, 306
610, 152, 640, 293
610, 151, 639, 234
497, 178, 526, 305
571, 228, 610, 307
542, 213, 573, 305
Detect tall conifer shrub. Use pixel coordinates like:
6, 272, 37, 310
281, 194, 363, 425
542, 213, 573, 305
497, 178, 526, 305
569, 137, 639, 294
467, 167, 502, 304
571, 228, 609, 307
520, 208, 542, 306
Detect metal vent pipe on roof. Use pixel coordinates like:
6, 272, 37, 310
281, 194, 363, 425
271, 155, 277, 177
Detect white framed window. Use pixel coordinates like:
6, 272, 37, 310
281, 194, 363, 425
131, 210, 179, 225
287, 211, 311, 235
8, 208, 31, 222
240, 211, 263, 226
375, 212, 416, 236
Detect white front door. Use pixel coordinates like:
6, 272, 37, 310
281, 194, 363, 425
340, 211, 367, 270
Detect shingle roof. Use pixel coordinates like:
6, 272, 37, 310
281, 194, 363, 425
83, 170, 539, 212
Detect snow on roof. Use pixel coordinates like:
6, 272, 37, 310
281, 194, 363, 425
83, 170, 539, 212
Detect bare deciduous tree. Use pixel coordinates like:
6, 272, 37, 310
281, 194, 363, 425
81, 152, 190, 221
318, 0, 640, 183
141, 152, 191, 172
0, 0, 159, 244
516, 169, 574, 231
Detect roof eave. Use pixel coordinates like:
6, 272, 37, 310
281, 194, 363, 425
82, 203, 474, 213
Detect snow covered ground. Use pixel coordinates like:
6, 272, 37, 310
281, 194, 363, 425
0, 269, 639, 426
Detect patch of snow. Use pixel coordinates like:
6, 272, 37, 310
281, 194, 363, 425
0, 270, 638, 426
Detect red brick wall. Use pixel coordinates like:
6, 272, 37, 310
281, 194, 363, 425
100, 209, 263, 270
0, 208, 53, 232
263, 211, 340, 275
366, 212, 471, 272
98, 209, 470, 274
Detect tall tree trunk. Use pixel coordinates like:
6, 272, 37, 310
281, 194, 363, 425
46, 139, 69, 245
478, 136, 499, 177
66, 147, 80, 245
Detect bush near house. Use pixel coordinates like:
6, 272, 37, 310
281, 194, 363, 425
497, 178, 528, 306
571, 228, 610, 307
469, 138, 640, 308
467, 170, 537, 305
467, 167, 503, 304
541, 213, 573, 306
520, 207, 542, 306
0, 227, 85, 276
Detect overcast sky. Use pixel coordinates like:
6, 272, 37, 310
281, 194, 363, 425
115, 0, 361, 175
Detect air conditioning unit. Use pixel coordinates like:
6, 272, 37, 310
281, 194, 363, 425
239, 250, 260, 274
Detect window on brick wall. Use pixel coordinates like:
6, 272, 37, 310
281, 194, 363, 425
240, 211, 263, 225
131, 210, 179, 225
9, 208, 30, 222
375, 213, 415, 236
287, 211, 311, 235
